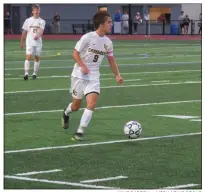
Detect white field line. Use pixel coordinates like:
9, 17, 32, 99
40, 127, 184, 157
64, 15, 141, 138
5, 52, 200, 61
5, 51, 200, 59
4, 54, 201, 64
4, 81, 201, 94
4, 44, 201, 50
4, 69, 201, 81
4, 175, 115, 189
5, 42, 201, 47
4, 100, 201, 116
151, 80, 170, 83
124, 79, 141, 82
113, 49, 200, 53
4, 49, 201, 59
4, 132, 201, 154
4, 45, 201, 54
4, 76, 113, 81
190, 119, 202, 122
15, 169, 62, 176
80, 176, 128, 183
4, 61, 201, 71
161, 183, 200, 189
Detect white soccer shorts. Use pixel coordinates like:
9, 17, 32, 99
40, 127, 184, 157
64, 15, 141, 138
26, 46, 42, 56
70, 76, 100, 99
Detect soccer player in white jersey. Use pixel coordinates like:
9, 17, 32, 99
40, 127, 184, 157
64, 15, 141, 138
20, 4, 46, 80
62, 11, 123, 141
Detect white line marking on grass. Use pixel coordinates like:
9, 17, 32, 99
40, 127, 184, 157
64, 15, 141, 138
4, 81, 201, 94
4, 47, 201, 57
113, 69, 201, 75
4, 175, 115, 189
80, 176, 128, 183
4, 100, 201, 116
185, 81, 202, 83
4, 69, 201, 80
4, 132, 201, 154
4, 45, 201, 53
124, 79, 141, 82
4, 61, 201, 70
15, 169, 62, 176
4, 76, 114, 81
162, 183, 200, 189
155, 115, 200, 119
190, 119, 201, 122
151, 80, 170, 83
5, 54, 201, 65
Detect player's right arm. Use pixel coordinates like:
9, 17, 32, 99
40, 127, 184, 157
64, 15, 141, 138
73, 50, 89, 74
72, 34, 90, 74
20, 19, 28, 49
20, 30, 27, 49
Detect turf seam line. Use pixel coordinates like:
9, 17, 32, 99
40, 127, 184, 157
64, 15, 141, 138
4, 100, 201, 116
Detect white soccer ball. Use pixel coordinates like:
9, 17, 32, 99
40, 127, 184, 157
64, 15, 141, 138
124, 121, 142, 139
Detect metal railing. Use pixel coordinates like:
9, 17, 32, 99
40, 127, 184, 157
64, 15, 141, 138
5, 19, 202, 35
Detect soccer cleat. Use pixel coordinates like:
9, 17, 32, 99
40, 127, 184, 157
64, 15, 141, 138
24, 74, 28, 80
71, 132, 84, 141
62, 109, 69, 129
32, 74, 37, 80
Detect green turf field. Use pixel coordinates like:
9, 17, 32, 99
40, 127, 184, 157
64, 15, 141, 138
4, 39, 202, 189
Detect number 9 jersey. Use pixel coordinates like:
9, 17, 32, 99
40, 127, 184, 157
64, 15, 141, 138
71, 31, 114, 81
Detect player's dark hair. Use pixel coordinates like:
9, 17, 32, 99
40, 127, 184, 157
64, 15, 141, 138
93, 11, 111, 29
32, 4, 40, 10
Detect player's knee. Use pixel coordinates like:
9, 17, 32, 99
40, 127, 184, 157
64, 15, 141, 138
86, 101, 96, 110
35, 56, 40, 62
26, 55, 32, 61
71, 103, 80, 111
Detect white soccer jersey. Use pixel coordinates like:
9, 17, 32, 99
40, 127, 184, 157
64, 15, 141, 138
22, 16, 46, 47
71, 31, 114, 81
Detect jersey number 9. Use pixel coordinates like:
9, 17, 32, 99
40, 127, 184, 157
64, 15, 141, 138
93, 55, 99, 62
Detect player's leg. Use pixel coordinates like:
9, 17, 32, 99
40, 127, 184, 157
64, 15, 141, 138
72, 81, 100, 141
24, 46, 33, 80
33, 46, 42, 79
125, 25, 128, 34
62, 77, 84, 129
72, 92, 99, 140
182, 25, 184, 34
62, 97, 82, 129
180, 24, 183, 34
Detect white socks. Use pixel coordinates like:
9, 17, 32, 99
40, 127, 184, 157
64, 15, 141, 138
24, 60, 40, 76
33, 61, 40, 75
77, 108, 93, 134
24, 60, 30, 75
65, 104, 93, 134
65, 103, 73, 116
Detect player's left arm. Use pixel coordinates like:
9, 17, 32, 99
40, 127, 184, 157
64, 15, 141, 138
107, 41, 123, 85
34, 20, 46, 40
